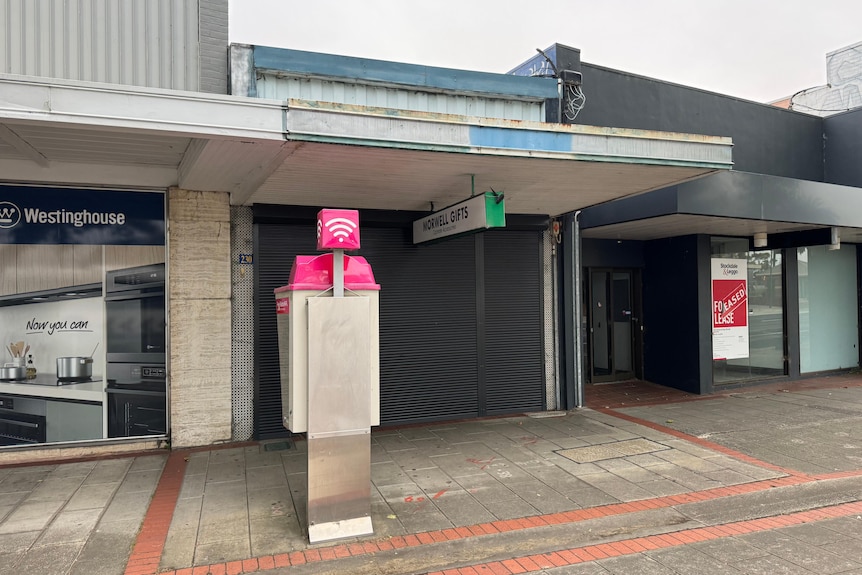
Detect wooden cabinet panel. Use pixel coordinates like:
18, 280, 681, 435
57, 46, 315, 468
15, 245, 75, 293
105, 245, 165, 272
73, 245, 103, 285
0, 245, 16, 296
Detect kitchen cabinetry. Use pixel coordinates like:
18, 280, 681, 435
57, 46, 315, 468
0, 245, 101, 296
0, 245, 164, 296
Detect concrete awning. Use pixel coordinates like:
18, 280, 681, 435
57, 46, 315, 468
0, 74, 734, 216
581, 171, 862, 243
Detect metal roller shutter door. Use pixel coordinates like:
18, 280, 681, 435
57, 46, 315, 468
254, 224, 478, 436
483, 230, 545, 415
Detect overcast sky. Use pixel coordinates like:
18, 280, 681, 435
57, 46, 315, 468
230, 0, 861, 103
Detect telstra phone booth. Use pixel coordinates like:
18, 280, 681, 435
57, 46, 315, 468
274, 209, 380, 544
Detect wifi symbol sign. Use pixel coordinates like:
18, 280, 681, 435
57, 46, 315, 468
316, 209, 361, 250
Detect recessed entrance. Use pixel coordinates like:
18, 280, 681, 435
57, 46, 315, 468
588, 269, 640, 382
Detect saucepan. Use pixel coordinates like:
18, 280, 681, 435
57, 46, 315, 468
0, 364, 27, 381
56, 343, 99, 381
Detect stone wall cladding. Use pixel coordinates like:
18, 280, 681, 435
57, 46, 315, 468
168, 188, 232, 447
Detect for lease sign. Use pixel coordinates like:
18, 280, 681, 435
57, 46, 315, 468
711, 258, 749, 360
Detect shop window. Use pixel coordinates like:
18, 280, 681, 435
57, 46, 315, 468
798, 246, 859, 373
710, 237, 785, 384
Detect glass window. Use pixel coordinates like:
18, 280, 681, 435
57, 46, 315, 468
798, 246, 859, 373
711, 237, 785, 384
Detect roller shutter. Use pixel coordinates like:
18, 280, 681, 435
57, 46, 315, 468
254, 221, 544, 437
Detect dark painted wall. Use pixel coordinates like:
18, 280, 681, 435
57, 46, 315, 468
582, 238, 645, 268
574, 63, 824, 181
824, 108, 862, 187
642, 235, 704, 393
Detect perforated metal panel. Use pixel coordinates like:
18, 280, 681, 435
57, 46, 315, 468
230, 206, 254, 440
543, 228, 559, 410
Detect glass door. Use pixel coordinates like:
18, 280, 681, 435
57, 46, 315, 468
589, 269, 636, 382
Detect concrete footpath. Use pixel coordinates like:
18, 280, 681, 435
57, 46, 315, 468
1, 373, 861, 575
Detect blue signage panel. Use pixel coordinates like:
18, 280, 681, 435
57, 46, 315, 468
0, 185, 165, 245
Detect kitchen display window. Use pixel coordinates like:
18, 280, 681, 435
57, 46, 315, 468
0, 185, 166, 448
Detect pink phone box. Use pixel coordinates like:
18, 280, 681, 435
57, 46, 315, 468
316, 209, 361, 250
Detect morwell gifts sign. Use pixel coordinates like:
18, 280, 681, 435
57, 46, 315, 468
412, 192, 505, 245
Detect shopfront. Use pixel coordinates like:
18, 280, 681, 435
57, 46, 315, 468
578, 171, 862, 395
0, 184, 166, 448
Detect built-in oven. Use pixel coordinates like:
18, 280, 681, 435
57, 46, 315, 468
0, 396, 47, 445
105, 264, 166, 364
105, 264, 167, 438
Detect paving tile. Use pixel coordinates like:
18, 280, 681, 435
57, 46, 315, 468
13, 542, 85, 575
0, 492, 26, 506
405, 466, 457, 492
0, 504, 13, 522
728, 554, 813, 574
693, 537, 771, 562
0, 499, 64, 533
170, 495, 203, 530
128, 454, 168, 471
479, 495, 539, 520
504, 481, 574, 514
599, 554, 678, 574
184, 451, 211, 476
47, 461, 98, 478
0, 551, 25, 575
179, 469, 207, 499
375, 433, 420, 452
114, 468, 162, 495
574, 472, 656, 502
0, 530, 40, 553
24, 475, 86, 502
197, 510, 250, 544
246, 464, 288, 489
647, 545, 747, 574
371, 461, 414, 486
64, 482, 120, 511
37, 508, 102, 545
777, 522, 857, 546
247, 486, 295, 520
98, 490, 152, 523
0, 469, 53, 492
67, 557, 127, 575
430, 488, 496, 526
159, 526, 198, 572
193, 537, 251, 566
76, 519, 140, 565
82, 459, 132, 485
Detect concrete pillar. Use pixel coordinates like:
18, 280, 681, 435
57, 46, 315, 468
168, 188, 232, 447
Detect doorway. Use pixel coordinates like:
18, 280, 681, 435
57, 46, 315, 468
588, 268, 640, 382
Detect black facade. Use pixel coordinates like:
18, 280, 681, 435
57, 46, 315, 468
824, 108, 862, 188
253, 206, 547, 438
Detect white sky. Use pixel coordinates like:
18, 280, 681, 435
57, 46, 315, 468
229, 0, 862, 103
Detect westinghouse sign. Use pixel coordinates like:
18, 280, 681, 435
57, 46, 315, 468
413, 192, 506, 245
0, 185, 164, 245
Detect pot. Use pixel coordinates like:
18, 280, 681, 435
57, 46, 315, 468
56, 356, 94, 381
0, 364, 27, 381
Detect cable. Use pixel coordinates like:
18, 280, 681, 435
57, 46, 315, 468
564, 82, 586, 122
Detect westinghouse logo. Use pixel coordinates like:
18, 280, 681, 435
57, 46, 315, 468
0, 202, 126, 230
0, 201, 21, 229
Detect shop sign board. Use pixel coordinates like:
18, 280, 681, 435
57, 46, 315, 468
0, 185, 164, 245
412, 192, 505, 245
711, 258, 749, 360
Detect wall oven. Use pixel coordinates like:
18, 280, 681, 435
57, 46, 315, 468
0, 396, 47, 445
105, 264, 167, 438
105, 264, 166, 364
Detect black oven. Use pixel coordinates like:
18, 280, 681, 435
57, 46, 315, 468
0, 396, 47, 445
106, 264, 167, 438
105, 264, 166, 364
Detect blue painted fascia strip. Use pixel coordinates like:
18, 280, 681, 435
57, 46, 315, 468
252, 46, 558, 100
469, 125, 572, 152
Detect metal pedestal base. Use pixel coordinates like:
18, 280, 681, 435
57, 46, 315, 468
308, 516, 374, 544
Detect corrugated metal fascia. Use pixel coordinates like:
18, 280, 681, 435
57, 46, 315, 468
0, 0, 200, 91
256, 75, 545, 122
283, 101, 734, 169
252, 45, 558, 101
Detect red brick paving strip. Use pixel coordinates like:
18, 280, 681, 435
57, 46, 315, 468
422, 500, 862, 575
152, 474, 862, 574
124, 450, 188, 575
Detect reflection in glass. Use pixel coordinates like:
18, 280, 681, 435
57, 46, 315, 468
798, 246, 859, 373
711, 238, 785, 384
